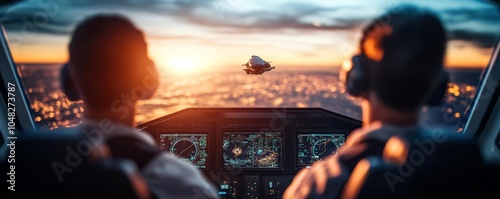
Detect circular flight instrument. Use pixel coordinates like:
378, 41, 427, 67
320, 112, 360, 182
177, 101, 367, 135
232, 146, 243, 157
312, 138, 339, 160
171, 139, 198, 162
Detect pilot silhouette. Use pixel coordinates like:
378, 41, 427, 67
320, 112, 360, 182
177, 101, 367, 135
63, 15, 218, 199
284, 5, 448, 199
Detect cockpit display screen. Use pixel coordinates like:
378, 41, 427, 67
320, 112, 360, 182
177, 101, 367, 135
297, 133, 346, 166
160, 134, 208, 168
222, 132, 282, 169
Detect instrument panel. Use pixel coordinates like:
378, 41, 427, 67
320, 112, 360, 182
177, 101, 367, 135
222, 132, 282, 169
159, 133, 208, 168
297, 133, 346, 166
138, 108, 361, 199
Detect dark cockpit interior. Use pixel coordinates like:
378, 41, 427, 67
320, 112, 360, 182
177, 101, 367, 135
1, 0, 500, 199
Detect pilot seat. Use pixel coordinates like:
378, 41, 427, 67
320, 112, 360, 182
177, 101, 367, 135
341, 129, 500, 199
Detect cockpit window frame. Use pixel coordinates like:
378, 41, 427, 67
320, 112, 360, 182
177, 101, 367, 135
463, 38, 500, 140
0, 24, 36, 134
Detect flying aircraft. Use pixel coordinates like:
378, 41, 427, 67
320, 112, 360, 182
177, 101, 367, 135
242, 55, 276, 75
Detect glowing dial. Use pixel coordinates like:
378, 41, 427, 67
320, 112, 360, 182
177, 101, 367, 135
297, 134, 346, 166
171, 139, 198, 162
312, 138, 339, 160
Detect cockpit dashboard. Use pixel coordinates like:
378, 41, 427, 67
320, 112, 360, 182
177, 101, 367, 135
138, 108, 361, 199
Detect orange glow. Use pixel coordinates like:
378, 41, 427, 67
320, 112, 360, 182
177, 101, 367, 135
10, 38, 493, 69
363, 26, 393, 61
448, 84, 461, 97
383, 137, 409, 165
342, 59, 353, 71
445, 41, 494, 68
341, 159, 371, 199
11, 44, 68, 63
164, 56, 203, 74
339, 59, 352, 83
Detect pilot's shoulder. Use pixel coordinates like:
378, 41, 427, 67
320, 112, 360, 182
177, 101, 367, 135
146, 153, 199, 171
142, 153, 219, 199
284, 156, 351, 198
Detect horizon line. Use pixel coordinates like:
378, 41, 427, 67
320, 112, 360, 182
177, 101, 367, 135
15, 62, 487, 70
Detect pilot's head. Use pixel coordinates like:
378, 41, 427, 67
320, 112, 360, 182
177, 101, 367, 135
346, 5, 447, 112
68, 15, 159, 110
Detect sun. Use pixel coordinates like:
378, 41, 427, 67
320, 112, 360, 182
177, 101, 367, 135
166, 56, 202, 74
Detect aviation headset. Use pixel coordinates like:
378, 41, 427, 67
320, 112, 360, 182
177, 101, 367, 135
59, 63, 80, 101
340, 32, 449, 107
60, 60, 159, 102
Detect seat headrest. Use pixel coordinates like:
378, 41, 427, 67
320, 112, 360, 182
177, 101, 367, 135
1, 130, 151, 199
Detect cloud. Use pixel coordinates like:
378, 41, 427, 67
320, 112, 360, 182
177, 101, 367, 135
0, 2, 80, 36
442, 7, 500, 26
0, 0, 24, 7
489, 0, 500, 5
165, 2, 369, 35
0, 0, 364, 35
0, 0, 183, 35
441, 7, 500, 48
182, 13, 362, 32
0, 0, 498, 49
1, 10, 74, 35
448, 30, 498, 48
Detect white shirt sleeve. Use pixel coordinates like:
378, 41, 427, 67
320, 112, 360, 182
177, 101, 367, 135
142, 153, 220, 199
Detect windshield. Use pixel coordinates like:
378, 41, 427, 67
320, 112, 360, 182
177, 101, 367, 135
1, 0, 498, 131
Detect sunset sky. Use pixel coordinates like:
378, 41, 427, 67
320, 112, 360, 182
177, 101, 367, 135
1, 0, 499, 74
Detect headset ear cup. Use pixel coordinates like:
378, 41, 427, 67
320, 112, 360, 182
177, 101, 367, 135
425, 70, 449, 106
60, 63, 81, 101
140, 59, 159, 100
341, 55, 369, 97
